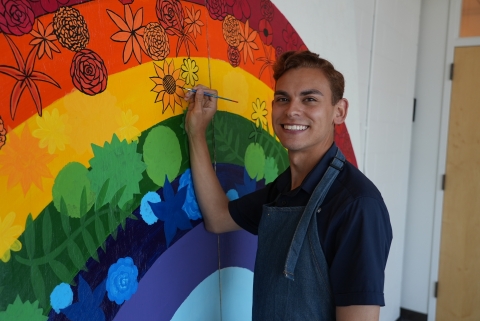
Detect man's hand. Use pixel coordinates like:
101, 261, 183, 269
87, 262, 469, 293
336, 305, 380, 321
184, 85, 218, 138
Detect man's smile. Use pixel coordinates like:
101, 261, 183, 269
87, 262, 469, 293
282, 124, 309, 131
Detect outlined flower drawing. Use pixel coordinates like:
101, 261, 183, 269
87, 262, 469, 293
0, 212, 22, 263
107, 5, 146, 64
0, 0, 35, 36
238, 19, 258, 64
150, 59, 186, 113
180, 58, 199, 86
251, 98, 268, 129
106, 257, 138, 305
53, 6, 89, 52
70, 49, 108, 96
29, 20, 61, 60
143, 22, 170, 60
184, 5, 204, 39
222, 15, 240, 47
0, 116, 7, 149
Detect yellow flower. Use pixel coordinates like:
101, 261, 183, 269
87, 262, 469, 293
116, 110, 141, 143
0, 212, 23, 263
32, 108, 70, 154
180, 58, 199, 86
150, 59, 186, 114
251, 98, 268, 129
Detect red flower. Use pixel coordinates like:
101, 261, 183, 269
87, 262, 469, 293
260, 0, 274, 22
156, 0, 184, 36
227, 45, 240, 67
206, 0, 228, 21
119, 0, 134, 4
226, 0, 250, 21
275, 45, 283, 58
0, 0, 34, 36
258, 19, 272, 45
282, 22, 304, 51
29, 0, 69, 13
70, 49, 108, 96
0, 116, 7, 149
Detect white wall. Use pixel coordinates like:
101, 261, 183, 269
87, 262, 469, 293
402, 0, 450, 315
274, 0, 422, 320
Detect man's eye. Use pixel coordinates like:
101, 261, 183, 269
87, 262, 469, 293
304, 97, 317, 102
275, 97, 288, 102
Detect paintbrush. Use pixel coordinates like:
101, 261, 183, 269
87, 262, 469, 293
180, 86, 238, 103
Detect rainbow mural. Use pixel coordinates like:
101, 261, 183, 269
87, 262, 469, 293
0, 0, 357, 319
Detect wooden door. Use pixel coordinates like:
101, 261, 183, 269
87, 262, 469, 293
436, 46, 480, 321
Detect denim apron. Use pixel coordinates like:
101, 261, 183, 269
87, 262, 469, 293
252, 149, 345, 321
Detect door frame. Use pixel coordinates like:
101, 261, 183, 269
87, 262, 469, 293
428, 1, 480, 320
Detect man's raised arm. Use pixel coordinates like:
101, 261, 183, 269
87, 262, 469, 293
184, 85, 241, 234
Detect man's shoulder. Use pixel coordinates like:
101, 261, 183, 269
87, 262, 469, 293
335, 161, 384, 201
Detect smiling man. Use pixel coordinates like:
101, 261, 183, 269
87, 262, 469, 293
185, 50, 392, 321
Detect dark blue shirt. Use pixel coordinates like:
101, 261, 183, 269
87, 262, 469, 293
229, 143, 393, 306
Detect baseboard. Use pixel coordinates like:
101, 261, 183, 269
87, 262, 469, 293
395, 307, 428, 321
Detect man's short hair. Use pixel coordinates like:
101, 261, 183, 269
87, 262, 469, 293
273, 50, 345, 105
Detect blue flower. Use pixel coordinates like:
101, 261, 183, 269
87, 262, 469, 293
61, 276, 106, 321
226, 189, 239, 201
106, 257, 139, 305
140, 191, 161, 225
149, 176, 193, 247
50, 283, 73, 313
179, 169, 202, 220
235, 169, 257, 197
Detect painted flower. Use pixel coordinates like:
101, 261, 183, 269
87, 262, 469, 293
0, 212, 22, 263
180, 58, 199, 86
0, 125, 55, 194
150, 59, 186, 113
179, 169, 202, 220
143, 22, 170, 60
107, 5, 146, 64
282, 22, 306, 51
115, 109, 141, 143
238, 20, 258, 64
226, 0, 250, 21
260, 0, 274, 22
118, 0, 134, 4
227, 45, 240, 67
61, 276, 106, 321
275, 45, 283, 58
0, 116, 6, 149
184, 5, 203, 39
53, 6, 89, 52
0, 296, 47, 320
50, 283, 73, 313
156, 0, 184, 36
0, 0, 34, 36
258, 19, 273, 45
222, 15, 240, 47
32, 108, 70, 154
251, 98, 268, 129
140, 191, 161, 225
30, 0, 69, 13
70, 49, 108, 96
106, 257, 139, 304
226, 189, 239, 201
30, 20, 61, 60
206, 0, 228, 20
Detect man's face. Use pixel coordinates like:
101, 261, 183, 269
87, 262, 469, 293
271, 67, 346, 157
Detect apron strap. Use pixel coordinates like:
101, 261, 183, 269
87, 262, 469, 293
283, 148, 345, 280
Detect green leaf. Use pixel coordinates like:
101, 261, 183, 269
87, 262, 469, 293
67, 241, 84, 270
107, 209, 118, 239
227, 130, 233, 145
60, 203, 71, 237
248, 132, 256, 139
30, 264, 46, 308
82, 229, 99, 262
234, 136, 239, 152
42, 208, 52, 254
224, 153, 236, 162
95, 215, 106, 246
217, 144, 230, 152
80, 186, 87, 218
24, 214, 35, 260
95, 179, 110, 210
110, 185, 126, 209
49, 260, 72, 283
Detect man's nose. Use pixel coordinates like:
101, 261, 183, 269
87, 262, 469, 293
285, 100, 301, 117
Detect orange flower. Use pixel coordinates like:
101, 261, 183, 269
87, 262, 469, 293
238, 19, 258, 64
184, 5, 204, 39
107, 5, 146, 64
0, 124, 55, 194
150, 59, 185, 114
222, 15, 240, 47
29, 20, 60, 59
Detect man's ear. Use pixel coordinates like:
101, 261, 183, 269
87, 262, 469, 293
333, 98, 348, 125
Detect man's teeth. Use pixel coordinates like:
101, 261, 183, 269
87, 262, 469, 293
284, 125, 308, 130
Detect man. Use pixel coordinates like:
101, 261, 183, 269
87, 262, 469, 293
185, 50, 392, 321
